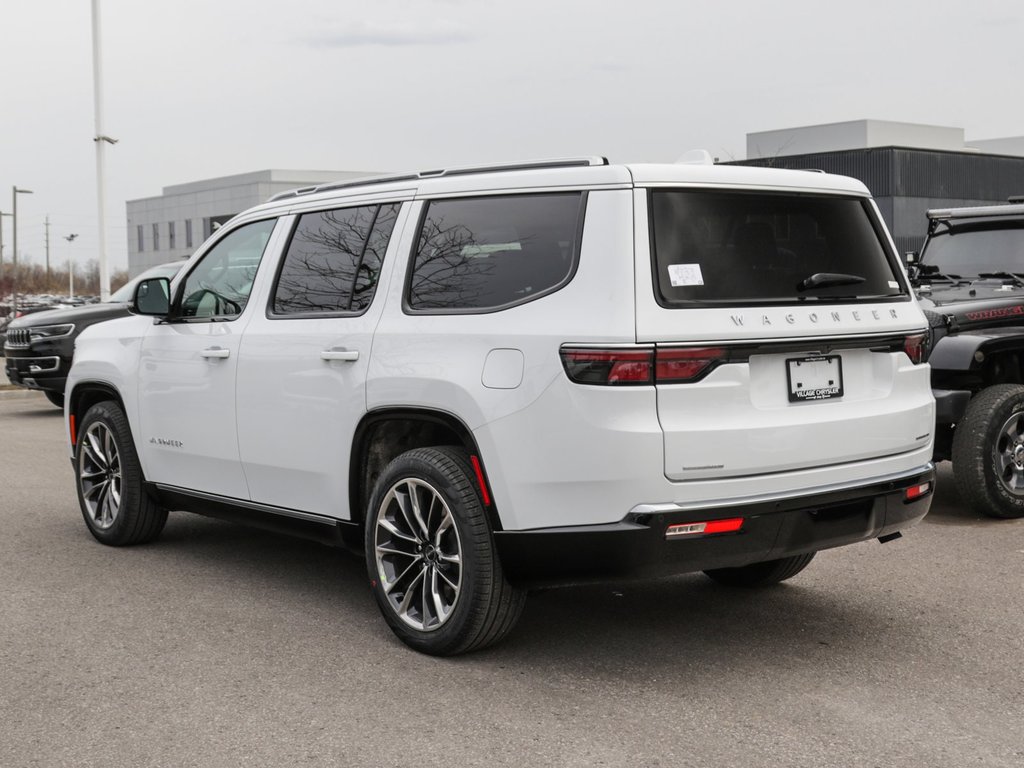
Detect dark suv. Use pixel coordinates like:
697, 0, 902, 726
4, 262, 183, 407
912, 200, 1024, 518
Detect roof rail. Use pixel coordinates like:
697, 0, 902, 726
268, 156, 609, 202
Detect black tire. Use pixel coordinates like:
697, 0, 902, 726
365, 446, 525, 656
952, 384, 1024, 519
703, 552, 816, 588
44, 390, 64, 409
75, 400, 168, 545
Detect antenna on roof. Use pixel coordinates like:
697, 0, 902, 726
675, 149, 715, 165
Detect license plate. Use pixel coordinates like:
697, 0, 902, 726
786, 355, 843, 402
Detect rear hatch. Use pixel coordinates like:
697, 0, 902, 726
633, 178, 933, 482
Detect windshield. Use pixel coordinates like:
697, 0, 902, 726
921, 225, 1024, 277
650, 190, 905, 305
108, 263, 183, 303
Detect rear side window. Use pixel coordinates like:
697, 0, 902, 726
407, 193, 584, 312
650, 190, 905, 305
272, 203, 400, 316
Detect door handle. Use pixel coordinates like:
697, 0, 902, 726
320, 347, 359, 362
201, 346, 231, 359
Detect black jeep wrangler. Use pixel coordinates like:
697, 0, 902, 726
912, 199, 1024, 518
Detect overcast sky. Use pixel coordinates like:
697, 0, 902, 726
1, 0, 1021, 270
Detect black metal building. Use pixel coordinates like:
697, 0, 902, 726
731, 147, 1024, 256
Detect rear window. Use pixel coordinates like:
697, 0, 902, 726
650, 190, 905, 305
407, 193, 584, 312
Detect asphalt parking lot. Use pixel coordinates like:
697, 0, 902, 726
0, 392, 1021, 768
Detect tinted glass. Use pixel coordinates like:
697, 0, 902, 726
179, 218, 276, 319
921, 224, 1024, 277
409, 193, 582, 311
272, 203, 399, 315
651, 191, 904, 305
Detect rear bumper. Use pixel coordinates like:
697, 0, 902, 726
494, 465, 934, 584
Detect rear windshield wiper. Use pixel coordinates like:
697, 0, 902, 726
797, 272, 867, 292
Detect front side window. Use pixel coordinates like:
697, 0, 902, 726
408, 193, 584, 312
650, 190, 905, 305
271, 203, 399, 316
178, 218, 277, 320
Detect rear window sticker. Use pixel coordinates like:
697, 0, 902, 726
668, 263, 704, 287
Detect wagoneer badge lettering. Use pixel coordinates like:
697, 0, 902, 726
731, 308, 900, 327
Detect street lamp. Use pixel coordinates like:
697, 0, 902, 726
12, 186, 33, 313
65, 234, 79, 299
0, 210, 12, 287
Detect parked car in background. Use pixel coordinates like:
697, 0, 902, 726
1, 303, 58, 355
910, 199, 1024, 518
4, 262, 185, 407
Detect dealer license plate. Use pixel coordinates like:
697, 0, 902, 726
786, 355, 843, 402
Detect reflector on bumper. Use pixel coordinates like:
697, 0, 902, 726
665, 517, 744, 539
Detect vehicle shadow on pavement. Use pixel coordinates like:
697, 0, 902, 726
9, 404, 64, 418
924, 461, 994, 525
480, 571, 933, 685
142, 511, 926, 678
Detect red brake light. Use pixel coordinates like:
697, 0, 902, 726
655, 347, 726, 383
903, 333, 928, 364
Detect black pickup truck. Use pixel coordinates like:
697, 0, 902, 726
912, 200, 1024, 518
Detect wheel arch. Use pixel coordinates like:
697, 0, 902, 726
68, 381, 127, 447
930, 332, 1024, 390
350, 407, 501, 532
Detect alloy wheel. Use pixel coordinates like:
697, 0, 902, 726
373, 478, 463, 632
78, 422, 123, 529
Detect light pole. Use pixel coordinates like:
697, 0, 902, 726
0, 210, 12, 290
65, 234, 79, 299
92, 0, 117, 301
12, 186, 33, 313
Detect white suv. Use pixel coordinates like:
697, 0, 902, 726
66, 158, 936, 655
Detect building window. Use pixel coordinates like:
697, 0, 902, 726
168, 221, 176, 250
137, 225, 144, 253
152, 223, 160, 251
185, 219, 193, 249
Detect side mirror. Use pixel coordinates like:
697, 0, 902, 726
133, 277, 171, 316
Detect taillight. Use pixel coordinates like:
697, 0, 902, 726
560, 346, 727, 385
560, 348, 653, 385
655, 347, 726, 383
903, 333, 928, 364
